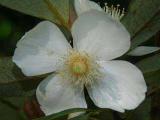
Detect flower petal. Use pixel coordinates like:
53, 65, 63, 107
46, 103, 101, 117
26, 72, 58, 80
74, 0, 102, 16
87, 60, 147, 112
72, 10, 130, 61
13, 21, 71, 76
36, 74, 87, 115
128, 46, 160, 56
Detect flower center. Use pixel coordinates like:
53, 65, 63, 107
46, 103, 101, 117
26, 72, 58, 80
66, 51, 89, 77
59, 50, 102, 88
72, 61, 87, 75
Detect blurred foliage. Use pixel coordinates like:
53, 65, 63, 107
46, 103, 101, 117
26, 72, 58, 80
0, 19, 12, 39
0, 0, 160, 120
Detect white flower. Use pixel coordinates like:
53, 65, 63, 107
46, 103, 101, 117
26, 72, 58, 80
12, 1, 147, 116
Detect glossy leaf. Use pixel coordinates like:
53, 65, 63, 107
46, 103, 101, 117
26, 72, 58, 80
136, 54, 160, 74
136, 54, 160, 89
0, 57, 44, 97
144, 70, 160, 88
122, 0, 160, 37
128, 46, 160, 56
69, 113, 92, 120
122, 0, 160, 50
0, 57, 28, 84
0, 0, 69, 28
130, 14, 160, 49
34, 108, 87, 120
125, 98, 151, 120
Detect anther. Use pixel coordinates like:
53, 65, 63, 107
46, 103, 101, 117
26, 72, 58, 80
103, 3, 125, 20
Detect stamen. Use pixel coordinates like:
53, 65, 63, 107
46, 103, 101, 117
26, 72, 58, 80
103, 3, 125, 21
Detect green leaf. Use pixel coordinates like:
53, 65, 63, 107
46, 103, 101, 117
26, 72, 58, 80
126, 98, 151, 120
122, 0, 160, 37
130, 13, 160, 49
0, 97, 27, 120
69, 113, 92, 120
34, 108, 87, 120
0, 57, 28, 84
150, 91, 160, 120
136, 54, 160, 88
0, 0, 69, 28
35, 109, 105, 120
0, 57, 44, 97
128, 46, 160, 56
136, 54, 160, 74
68, 110, 114, 120
94, 109, 114, 120
0, 57, 44, 84
144, 70, 160, 88
0, 83, 36, 97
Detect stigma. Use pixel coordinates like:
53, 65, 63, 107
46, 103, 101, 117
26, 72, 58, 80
72, 61, 87, 75
66, 50, 90, 77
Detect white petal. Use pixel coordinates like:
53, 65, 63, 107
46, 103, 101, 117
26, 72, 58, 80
128, 46, 160, 56
74, 0, 102, 16
72, 10, 130, 61
13, 21, 71, 76
87, 60, 147, 112
36, 74, 87, 115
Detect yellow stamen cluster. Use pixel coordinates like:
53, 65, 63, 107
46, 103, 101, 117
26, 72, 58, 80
59, 50, 102, 88
103, 3, 125, 20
